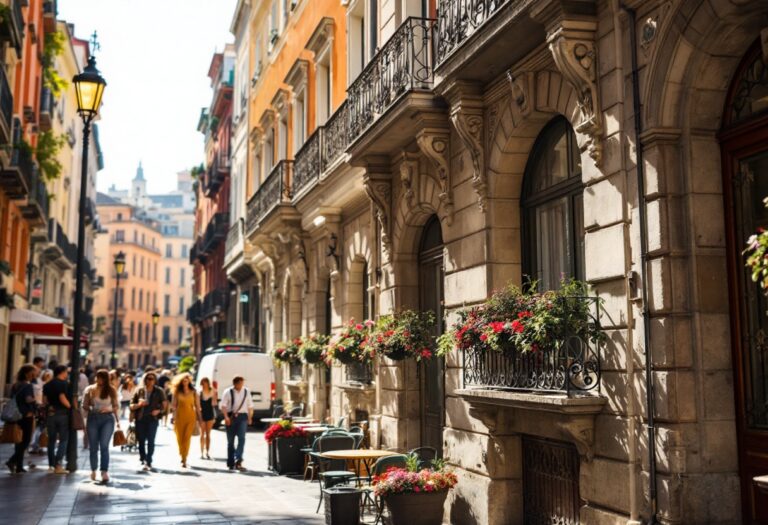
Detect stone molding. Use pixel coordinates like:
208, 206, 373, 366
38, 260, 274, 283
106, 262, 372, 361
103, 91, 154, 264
362, 157, 393, 255
415, 130, 454, 224
397, 150, 420, 209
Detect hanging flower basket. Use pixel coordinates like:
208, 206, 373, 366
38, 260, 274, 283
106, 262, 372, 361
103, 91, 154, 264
370, 310, 436, 362
271, 338, 302, 367
299, 333, 329, 365
326, 319, 375, 365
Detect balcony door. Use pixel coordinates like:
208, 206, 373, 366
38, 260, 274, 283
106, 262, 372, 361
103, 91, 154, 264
722, 41, 768, 524
419, 215, 444, 455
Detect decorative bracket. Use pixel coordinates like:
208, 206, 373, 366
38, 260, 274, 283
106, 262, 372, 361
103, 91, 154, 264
415, 131, 453, 225
362, 157, 392, 255
398, 150, 420, 209
444, 82, 487, 212
556, 417, 596, 462
547, 20, 602, 165
506, 70, 535, 118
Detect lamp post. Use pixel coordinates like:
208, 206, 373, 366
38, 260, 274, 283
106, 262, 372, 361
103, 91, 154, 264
152, 311, 160, 365
67, 53, 106, 473
110, 251, 126, 369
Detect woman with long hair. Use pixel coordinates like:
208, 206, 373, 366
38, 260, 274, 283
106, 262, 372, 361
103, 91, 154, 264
83, 369, 119, 483
5, 364, 39, 474
108, 369, 120, 391
118, 374, 137, 420
170, 373, 201, 468
198, 377, 217, 459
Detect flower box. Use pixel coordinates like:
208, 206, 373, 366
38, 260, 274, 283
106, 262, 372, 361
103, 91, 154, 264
384, 490, 449, 525
274, 435, 307, 475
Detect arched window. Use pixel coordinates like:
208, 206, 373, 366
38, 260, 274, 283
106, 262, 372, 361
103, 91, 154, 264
522, 117, 585, 290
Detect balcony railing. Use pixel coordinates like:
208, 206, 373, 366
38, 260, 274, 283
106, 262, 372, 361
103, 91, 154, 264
224, 218, 244, 266
39, 86, 53, 132
201, 288, 229, 319
203, 155, 229, 197
346, 362, 373, 386
347, 17, 434, 145
434, 0, 511, 66
1, 140, 34, 199
0, 0, 25, 57
45, 218, 76, 264
323, 101, 348, 170
462, 297, 602, 395
292, 127, 322, 197
0, 65, 12, 145
187, 299, 202, 323
201, 212, 228, 254
20, 168, 49, 226
246, 160, 292, 233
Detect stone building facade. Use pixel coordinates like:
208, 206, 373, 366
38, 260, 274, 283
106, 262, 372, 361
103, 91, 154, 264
223, 0, 768, 523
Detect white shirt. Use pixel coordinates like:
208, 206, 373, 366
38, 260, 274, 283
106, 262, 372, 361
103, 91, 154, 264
219, 386, 253, 415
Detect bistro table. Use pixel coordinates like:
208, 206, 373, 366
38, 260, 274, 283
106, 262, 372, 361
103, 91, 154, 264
260, 416, 317, 424
319, 449, 398, 486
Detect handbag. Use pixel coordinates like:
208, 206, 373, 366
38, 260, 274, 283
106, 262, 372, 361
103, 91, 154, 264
39, 427, 49, 448
193, 420, 201, 437
112, 429, 127, 447
1, 397, 21, 423
71, 410, 85, 431
0, 423, 22, 444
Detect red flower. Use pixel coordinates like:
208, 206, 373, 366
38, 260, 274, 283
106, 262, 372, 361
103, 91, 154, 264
480, 333, 488, 342
490, 321, 504, 333
510, 320, 524, 333
356, 323, 364, 330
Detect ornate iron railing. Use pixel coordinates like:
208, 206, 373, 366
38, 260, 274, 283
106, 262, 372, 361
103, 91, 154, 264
202, 288, 229, 318
0, 65, 12, 144
246, 160, 292, 232
346, 362, 373, 386
292, 127, 323, 197
434, 0, 511, 66
323, 101, 348, 170
202, 212, 228, 254
347, 17, 434, 145
462, 296, 602, 395
522, 437, 581, 525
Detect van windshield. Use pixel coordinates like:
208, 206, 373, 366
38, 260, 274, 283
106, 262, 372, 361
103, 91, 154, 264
205, 344, 265, 355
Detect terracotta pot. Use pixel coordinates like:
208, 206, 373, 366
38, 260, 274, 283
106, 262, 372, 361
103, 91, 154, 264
384, 490, 449, 525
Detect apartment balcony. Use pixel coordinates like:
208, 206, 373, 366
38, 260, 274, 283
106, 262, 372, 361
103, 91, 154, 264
211, 69, 234, 119
106, 333, 128, 347
433, 0, 545, 90
0, 0, 25, 57
201, 288, 229, 319
42, 218, 77, 270
346, 17, 445, 160
203, 155, 229, 197
201, 212, 228, 254
39, 86, 54, 132
0, 143, 34, 199
42, 0, 56, 33
84, 197, 96, 225
0, 65, 12, 146
224, 218, 244, 268
19, 168, 48, 226
187, 299, 202, 324
92, 275, 104, 289
292, 127, 323, 199
245, 160, 293, 235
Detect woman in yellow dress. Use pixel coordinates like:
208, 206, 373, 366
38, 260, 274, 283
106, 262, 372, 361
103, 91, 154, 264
170, 373, 201, 468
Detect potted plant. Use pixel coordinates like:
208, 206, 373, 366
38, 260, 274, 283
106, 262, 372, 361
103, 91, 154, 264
374, 457, 458, 525
326, 319, 374, 364
264, 419, 308, 475
299, 333, 330, 365
271, 338, 302, 366
370, 310, 435, 361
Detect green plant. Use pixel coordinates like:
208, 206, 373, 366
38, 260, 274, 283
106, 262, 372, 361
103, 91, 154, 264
370, 310, 435, 361
326, 319, 375, 364
178, 356, 196, 373
746, 212, 768, 294
272, 338, 302, 366
42, 31, 67, 96
35, 130, 66, 181
299, 333, 329, 365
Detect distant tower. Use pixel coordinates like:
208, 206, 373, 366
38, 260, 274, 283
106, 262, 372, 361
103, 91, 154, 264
132, 161, 146, 207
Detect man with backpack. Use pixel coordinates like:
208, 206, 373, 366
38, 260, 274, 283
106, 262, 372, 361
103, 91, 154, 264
218, 376, 252, 471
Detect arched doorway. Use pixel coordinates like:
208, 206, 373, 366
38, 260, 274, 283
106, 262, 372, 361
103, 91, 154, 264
722, 40, 768, 523
419, 215, 444, 454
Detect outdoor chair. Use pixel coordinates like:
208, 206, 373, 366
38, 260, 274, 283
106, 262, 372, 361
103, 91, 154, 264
288, 403, 304, 417
314, 434, 356, 513
408, 446, 439, 470
302, 435, 322, 481
348, 426, 364, 449
271, 404, 285, 418
360, 454, 409, 524
335, 416, 347, 429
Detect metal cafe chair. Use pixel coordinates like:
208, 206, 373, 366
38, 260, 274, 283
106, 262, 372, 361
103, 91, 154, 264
408, 446, 439, 470
360, 454, 409, 524
314, 434, 356, 513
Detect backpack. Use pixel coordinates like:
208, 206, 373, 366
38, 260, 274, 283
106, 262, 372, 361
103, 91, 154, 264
1, 396, 22, 423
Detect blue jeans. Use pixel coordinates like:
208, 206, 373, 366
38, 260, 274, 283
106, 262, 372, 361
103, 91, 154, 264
87, 413, 114, 472
226, 414, 248, 467
136, 417, 158, 466
46, 410, 69, 468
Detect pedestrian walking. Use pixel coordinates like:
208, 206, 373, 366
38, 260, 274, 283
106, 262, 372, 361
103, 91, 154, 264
83, 369, 120, 483
5, 364, 39, 474
198, 377, 217, 459
170, 373, 201, 468
118, 375, 137, 420
77, 367, 90, 450
129, 371, 167, 471
108, 369, 120, 392
43, 365, 71, 474
28, 357, 46, 456
218, 376, 252, 471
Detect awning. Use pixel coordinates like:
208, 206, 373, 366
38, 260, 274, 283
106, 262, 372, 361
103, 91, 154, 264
33, 334, 89, 347
9, 309, 66, 337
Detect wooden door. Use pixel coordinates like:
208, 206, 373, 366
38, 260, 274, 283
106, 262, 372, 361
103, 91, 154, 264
419, 216, 444, 455
722, 42, 768, 524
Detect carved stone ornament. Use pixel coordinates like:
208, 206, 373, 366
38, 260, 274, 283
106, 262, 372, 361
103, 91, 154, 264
451, 110, 487, 211
363, 169, 392, 254
547, 23, 602, 165
506, 70, 534, 117
415, 132, 454, 225
398, 151, 419, 208
556, 417, 596, 462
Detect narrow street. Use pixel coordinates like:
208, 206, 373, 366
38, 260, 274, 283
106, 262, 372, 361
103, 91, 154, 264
0, 423, 324, 525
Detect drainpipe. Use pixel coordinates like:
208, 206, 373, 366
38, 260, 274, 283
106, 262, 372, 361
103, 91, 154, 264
621, 4, 660, 524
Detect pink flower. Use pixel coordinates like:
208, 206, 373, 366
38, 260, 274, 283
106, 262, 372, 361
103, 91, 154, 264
356, 323, 364, 330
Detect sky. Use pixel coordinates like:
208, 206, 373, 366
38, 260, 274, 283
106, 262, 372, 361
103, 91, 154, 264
58, 0, 238, 194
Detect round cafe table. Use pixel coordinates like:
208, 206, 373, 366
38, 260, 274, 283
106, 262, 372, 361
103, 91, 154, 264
319, 449, 398, 485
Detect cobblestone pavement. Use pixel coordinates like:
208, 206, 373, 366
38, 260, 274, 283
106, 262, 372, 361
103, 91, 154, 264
0, 421, 325, 525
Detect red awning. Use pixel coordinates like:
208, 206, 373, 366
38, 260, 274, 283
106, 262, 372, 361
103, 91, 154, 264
33, 334, 89, 346
9, 309, 66, 337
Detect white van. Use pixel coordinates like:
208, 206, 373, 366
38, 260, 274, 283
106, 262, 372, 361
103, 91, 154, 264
195, 343, 276, 425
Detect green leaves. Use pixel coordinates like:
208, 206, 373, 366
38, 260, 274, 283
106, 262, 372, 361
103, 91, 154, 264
35, 130, 67, 182
43, 31, 68, 97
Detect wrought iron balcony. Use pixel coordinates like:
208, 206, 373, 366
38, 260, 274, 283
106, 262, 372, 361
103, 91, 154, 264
462, 297, 602, 395
0, 0, 25, 57
0, 140, 34, 199
201, 288, 229, 319
187, 299, 202, 324
39, 86, 53, 132
203, 155, 229, 197
106, 333, 128, 347
189, 239, 200, 265
224, 218, 244, 267
19, 168, 48, 226
43, 218, 76, 269
0, 64, 12, 145
201, 212, 228, 254
323, 101, 348, 170
292, 127, 322, 198
347, 17, 434, 146
245, 160, 292, 234
434, 0, 511, 66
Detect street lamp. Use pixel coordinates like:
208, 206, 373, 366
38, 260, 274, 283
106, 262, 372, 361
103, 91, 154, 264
152, 311, 160, 366
67, 53, 106, 473
111, 251, 126, 369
